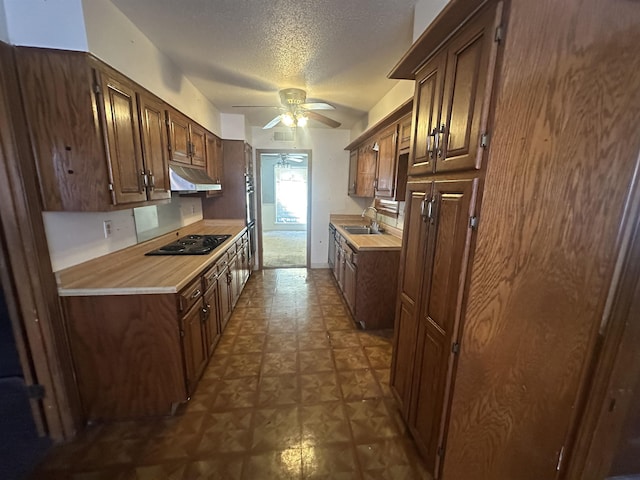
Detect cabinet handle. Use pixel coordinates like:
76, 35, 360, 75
420, 196, 430, 222
437, 124, 446, 158
148, 171, 155, 189
427, 129, 435, 159
190, 289, 201, 299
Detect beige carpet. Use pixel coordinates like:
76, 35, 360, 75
262, 231, 307, 268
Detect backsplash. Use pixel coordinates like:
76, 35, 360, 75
43, 194, 203, 271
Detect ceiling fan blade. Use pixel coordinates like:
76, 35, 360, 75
300, 102, 335, 110
232, 105, 280, 108
263, 115, 282, 129
306, 111, 341, 128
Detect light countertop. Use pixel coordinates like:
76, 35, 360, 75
56, 220, 246, 297
330, 214, 403, 252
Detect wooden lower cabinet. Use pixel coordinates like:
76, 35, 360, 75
391, 178, 477, 476
330, 226, 400, 329
63, 233, 251, 421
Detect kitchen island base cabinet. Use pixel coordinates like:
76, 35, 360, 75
63, 294, 187, 420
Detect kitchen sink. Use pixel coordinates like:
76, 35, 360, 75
341, 225, 382, 235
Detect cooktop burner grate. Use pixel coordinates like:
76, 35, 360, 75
145, 234, 231, 256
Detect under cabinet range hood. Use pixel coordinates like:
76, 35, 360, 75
169, 165, 221, 192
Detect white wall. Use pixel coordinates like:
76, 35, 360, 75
252, 127, 367, 268
3, 0, 88, 50
366, 81, 414, 130
220, 113, 247, 140
44, 196, 203, 271
82, 0, 221, 136
0, 1, 8, 43
413, 0, 449, 42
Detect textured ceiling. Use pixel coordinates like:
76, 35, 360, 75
111, 0, 417, 129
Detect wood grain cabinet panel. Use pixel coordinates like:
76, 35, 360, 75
181, 300, 207, 395
189, 122, 206, 168
203, 279, 221, 357
374, 124, 399, 198
167, 109, 191, 165
98, 69, 147, 205
138, 91, 171, 201
15, 48, 113, 211
205, 133, 224, 197
348, 149, 358, 196
356, 143, 377, 197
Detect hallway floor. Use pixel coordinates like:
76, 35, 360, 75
30, 269, 429, 480
262, 231, 307, 268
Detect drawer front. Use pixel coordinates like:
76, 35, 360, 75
203, 265, 218, 292
178, 276, 203, 314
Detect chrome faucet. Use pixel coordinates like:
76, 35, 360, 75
361, 206, 380, 232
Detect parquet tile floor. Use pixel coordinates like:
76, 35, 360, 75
30, 268, 430, 480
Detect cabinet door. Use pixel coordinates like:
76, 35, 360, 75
328, 227, 336, 267
218, 264, 232, 332
206, 133, 224, 197
167, 109, 191, 165
375, 124, 399, 198
348, 149, 358, 195
409, 178, 478, 475
398, 114, 412, 152
390, 181, 432, 416
138, 91, 171, 200
437, 5, 500, 173
189, 123, 207, 167
344, 259, 357, 314
203, 281, 221, 357
99, 71, 147, 204
409, 53, 445, 176
181, 301, 207, 395
356, 144, 376, 197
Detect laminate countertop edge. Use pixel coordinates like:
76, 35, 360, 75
330, 215, 403, 252
56, 220, 247, 297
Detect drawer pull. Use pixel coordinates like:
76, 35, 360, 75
190, 289, 201, 299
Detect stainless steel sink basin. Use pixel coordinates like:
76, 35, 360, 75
341, 225, 382, 235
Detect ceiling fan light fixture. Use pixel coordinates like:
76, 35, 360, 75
296, 114, 308, 127
281, 112, 295, 127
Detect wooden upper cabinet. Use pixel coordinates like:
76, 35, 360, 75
410, 53, 445, 176
15, 48, 113, 211
205, 133, 224, 197
189, 123, 206, 168
356, 143, 376, 197
348, 149, 358, 196
167, 109, 191, 165
137, 91, 171, 201
409, 3, 500, 176
374, 124, 399, 198
437, 6, 500, 172
398, 114, 412, 152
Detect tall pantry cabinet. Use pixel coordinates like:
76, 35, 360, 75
390, 0, 640, 479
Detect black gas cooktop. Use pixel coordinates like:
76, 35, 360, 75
145, 234, 231, 256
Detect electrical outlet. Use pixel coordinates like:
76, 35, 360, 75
191, 205, 196, 214
103, 220, 112, 238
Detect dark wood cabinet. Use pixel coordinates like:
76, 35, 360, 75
374, 124, 399, 198
348, 149, 358, 196
398, 114, 412, 152
409, 5, 499, 176
343, 252, 357, 313
138, 91, 171, 201
356, 143, 377, 197
167, 108, 207, 168
203, 274, 221, 357
205, 133, 224, 197
409, 54, 445, 176
181, 299, 207, 395
98, 68, 147, 205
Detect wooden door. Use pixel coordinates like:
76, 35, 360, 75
436, 5, 500, 173
99, 71, 146, 205
409, 53, 445, 176
189, 123, 206, 168
203, 281, 221, 357
333, 238, 342, 283
409, 178, 478, 476
167, 109, 191, 165
356, 144, 376, 197
181, 301, 207, 395
375, 124, 398, 198
137, 91, 170, 201
390, 181, 432, 416
206, 133, 224, 197
348, 149, 358, 195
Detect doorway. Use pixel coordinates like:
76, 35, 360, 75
256, 150, 311, 269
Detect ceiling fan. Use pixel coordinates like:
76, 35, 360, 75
233, 88, 341, 130
262, 153, 307, 163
